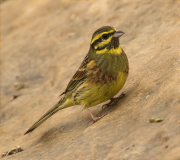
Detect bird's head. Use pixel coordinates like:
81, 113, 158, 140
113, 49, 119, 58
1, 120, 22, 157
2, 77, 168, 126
90, 26, 124, 52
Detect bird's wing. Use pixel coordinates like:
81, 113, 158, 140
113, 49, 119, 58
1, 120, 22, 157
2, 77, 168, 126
61, 54, 91, 95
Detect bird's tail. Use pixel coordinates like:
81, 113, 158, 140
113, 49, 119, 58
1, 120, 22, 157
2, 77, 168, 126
24, 97, 74, 135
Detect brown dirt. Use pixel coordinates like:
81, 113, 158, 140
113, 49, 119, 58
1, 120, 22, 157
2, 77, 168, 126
1, 0, 180, 160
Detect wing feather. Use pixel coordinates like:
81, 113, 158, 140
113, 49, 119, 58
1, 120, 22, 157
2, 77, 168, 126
62, 54, 91, 94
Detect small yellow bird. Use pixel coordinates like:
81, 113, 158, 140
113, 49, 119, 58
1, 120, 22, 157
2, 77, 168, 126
25, 26, 129, 134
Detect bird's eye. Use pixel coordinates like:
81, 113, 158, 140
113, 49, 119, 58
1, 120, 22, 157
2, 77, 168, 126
102, 34, 108, 39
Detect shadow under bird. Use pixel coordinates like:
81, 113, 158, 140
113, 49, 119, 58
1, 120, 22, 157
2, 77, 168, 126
25, 26, 129, 135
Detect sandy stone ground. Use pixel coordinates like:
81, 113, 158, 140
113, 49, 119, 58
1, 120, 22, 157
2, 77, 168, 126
1, 0, 180, 159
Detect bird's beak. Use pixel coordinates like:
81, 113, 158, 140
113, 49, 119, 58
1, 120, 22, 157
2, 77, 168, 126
113, 30, 124, 37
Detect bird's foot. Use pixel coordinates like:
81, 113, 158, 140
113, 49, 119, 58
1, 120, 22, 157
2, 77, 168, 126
102, 92, 126, 110
86, 108, 108, 125
91, 112, 108, 124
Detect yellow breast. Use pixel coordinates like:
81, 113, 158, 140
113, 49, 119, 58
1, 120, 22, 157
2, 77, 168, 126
75, 70, 128, 108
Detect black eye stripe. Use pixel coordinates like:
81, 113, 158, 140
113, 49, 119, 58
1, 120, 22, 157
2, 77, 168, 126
92, 38, 102, 47
92, 32, 114, 46
102, 34, 108, 39
101, 33, 114, 39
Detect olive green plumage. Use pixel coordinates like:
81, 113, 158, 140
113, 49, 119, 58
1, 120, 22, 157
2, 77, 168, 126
25, 26, 129, 135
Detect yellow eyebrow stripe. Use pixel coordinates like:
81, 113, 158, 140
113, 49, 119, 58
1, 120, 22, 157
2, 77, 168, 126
91, 30, 115, 44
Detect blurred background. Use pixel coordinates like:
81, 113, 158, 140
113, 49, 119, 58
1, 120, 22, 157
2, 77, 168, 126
1, 0, 179, 159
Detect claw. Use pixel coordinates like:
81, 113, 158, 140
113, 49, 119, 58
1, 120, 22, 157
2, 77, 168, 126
102, 92, 126, 110
86, 108, 107, 124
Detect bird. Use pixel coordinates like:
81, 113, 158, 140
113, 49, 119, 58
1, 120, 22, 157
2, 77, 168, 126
24, 26, 129, 135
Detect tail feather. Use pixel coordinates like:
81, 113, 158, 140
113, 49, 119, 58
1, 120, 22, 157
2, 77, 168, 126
24, 97, 69, 135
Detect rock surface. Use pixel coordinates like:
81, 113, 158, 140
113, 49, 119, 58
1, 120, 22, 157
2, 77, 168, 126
1, 0, 179, 159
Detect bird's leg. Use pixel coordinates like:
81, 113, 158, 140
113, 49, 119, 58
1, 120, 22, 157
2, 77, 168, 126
86, 108, 107, 123
102, 92, 126, 109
